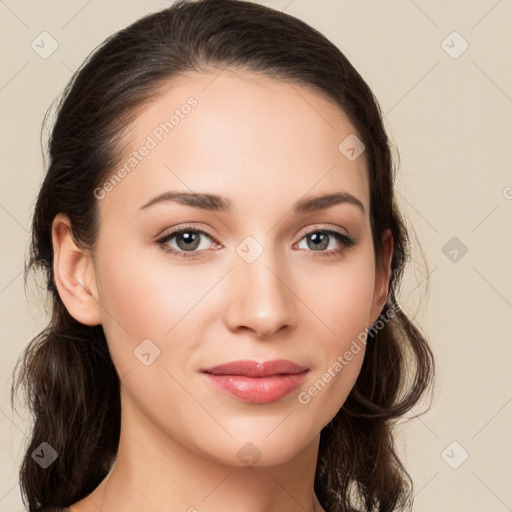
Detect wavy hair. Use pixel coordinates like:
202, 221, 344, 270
11, 1, 435, 510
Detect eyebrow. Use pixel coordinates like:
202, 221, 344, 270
139, 190, 366, 215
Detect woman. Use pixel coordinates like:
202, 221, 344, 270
12, 1, 435, 511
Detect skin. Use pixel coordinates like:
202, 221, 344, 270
52, 69, 393, 512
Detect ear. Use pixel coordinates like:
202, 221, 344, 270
369, 228, 394, 325
51, 213, 101, 326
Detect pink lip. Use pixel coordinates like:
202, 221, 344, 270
201, 360, 309, 404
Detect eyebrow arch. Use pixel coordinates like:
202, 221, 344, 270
139, 190, 366, 215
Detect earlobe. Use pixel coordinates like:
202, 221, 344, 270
51, 213, 101, 326
370, 229, 394, 325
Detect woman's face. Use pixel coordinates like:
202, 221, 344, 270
89, 70, 391, 466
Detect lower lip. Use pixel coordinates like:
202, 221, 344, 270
203, 371, 309, 404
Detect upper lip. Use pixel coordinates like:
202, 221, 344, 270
201, 359, 309, 377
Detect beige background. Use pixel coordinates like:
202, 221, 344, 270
1, 0, 511, 510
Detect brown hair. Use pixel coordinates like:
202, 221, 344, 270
11, 1, 435, 510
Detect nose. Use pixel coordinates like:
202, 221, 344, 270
223, 245, 295, 339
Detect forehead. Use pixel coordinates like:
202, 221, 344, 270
98, 69, 369, 220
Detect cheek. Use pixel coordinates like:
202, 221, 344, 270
295, 254, 375, 415
97, 232, 208, 318
93, 239, 239, 386
304, 253, 376, 346
93, 242, 198, 370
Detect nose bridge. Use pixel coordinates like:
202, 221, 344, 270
224, 234, 294, 337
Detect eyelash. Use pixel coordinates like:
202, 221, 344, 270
155, 224, 356, 260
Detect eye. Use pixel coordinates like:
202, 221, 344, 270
295, 229, 356, 259
156, 225, 219, 259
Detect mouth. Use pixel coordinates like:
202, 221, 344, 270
201, 360, 310, 404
